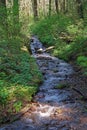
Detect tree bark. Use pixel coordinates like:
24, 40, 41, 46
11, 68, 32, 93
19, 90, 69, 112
55, 0, 59, 14
43, 0, 46, 16
0, 0, 6, 6
32, 0, 38, 20
76, 0, 84, 19
66, 0, 69, 13
49, 0, 51, 16
0, 0, 8, 38
62, 0, 66, 13
13, 0, 19, 35
0, 0, 7, 23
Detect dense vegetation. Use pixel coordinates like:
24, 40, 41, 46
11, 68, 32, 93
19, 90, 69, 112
0, 0, 87, 124
0, 32, 43, 123
0, 0, 43, 123
31, 15, 87, 75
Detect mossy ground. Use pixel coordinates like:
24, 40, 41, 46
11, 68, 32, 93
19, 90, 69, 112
0, 38, 43, 123
30, 14, 87, 75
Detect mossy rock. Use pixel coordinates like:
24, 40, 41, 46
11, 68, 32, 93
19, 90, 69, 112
55, 82, 70, 89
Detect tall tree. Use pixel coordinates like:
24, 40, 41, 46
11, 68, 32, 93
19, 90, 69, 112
76, 0, 84, 18
0, 0, 8, 38
0, 0, 6, 6
32, 0, 38, 20
0, 0, 7, 24
49, 0, 52, 16
65, 0, 69, 13
62, 0, 66, 13
13, 0, 19, 35
55, 0, 59, 14
43, 0, 46, 16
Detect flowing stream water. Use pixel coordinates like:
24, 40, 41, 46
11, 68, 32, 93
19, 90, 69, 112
0, 36, 87, 130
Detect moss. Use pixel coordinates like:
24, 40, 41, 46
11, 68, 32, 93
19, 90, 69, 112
55, 82, 70, 89
31, 14, 87, 74
0, 38, 43, 123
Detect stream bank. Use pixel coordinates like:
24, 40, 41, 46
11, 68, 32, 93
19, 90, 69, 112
0, 36, 87, 130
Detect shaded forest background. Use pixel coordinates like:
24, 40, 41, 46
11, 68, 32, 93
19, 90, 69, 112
0, 0, 87, 124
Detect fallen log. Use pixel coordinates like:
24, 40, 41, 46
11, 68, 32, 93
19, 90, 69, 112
45, 46, 55, 51
37, 46, 55, 53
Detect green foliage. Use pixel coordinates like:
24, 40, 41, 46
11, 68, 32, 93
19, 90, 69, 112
13, 101, 22, 113
0, 36, 43, 123
0, 87, 9, 106
0, 0, 87, 122
0, 45, 42, 105
77, 56, 87, 74
30, 14, 77, 61
14, 85, 37, 102
0, 3, 43, 120
30, 14, 73, 46
31, 14, 87, 73
57, 36, 87, 61
52, 19, 87, 61
77, 56, 87, 67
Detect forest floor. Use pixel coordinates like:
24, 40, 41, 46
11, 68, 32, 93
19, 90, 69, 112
66, 66, 87, 100
0, 36, 87, 130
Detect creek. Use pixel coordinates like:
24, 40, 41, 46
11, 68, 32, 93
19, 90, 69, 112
0, 36, 87, 130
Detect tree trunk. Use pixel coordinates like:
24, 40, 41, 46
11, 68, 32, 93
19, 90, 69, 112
49, 0, 51, 16
55, 0, 59, 14
13, 0, 19, 35
62, 0, 66, 13
0, 0, 7, 23
66, 0, 69, 13
43, 0, 46, 16
0, 0, 8, 38
0, 0, 6, 6
76, 0, 84, 18
32, 0, 38, 20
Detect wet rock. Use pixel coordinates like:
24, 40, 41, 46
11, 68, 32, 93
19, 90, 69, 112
70, 122, 80, 130
1, 37, 87, 130
62, 128, 70, 130
48, 124, 67, 130
29, 106, 37, 111
22, 125, 36, 130
41, 119, 51, 125
23, 118, 33, 124
50, 120, 59, 125
48, 127, 58, 130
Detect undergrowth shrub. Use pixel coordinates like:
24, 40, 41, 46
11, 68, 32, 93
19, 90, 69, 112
30, 14, 73, 46
31, 14, 87, 74
0, 38, 43, 123
77, 56, 87, 74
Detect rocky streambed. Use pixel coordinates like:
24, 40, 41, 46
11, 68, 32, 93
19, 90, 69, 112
0, 36, 87, 130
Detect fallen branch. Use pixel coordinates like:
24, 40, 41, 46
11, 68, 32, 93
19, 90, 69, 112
45, 46, 55, 52
37, 46, 55, 53
72, 88, 87, 100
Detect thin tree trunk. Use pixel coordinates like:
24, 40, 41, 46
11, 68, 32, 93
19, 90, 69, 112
62, 0, 66, 13
32, 0, 38, 20
0, 0, 6, 6
13, 0, 19, 35
49, 0, 51, 16
0, 0, 8, 38
43, 0, 46, 16
13, 0, 19, 24
0, 0, 7, 24
55, 0, 59, 14
65, 0, 68, 13
76, 0, 84, 19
